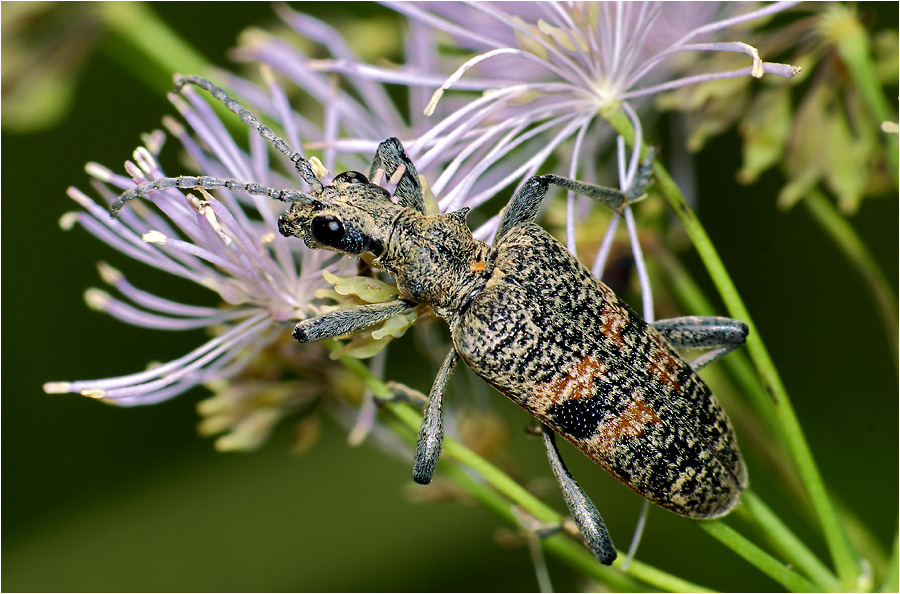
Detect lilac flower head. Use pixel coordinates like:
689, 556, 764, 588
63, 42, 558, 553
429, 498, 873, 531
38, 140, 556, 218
41, 55, 483, 447
275, 2, 800, 250
42, 76, 341, 409
43, 64, 433, 412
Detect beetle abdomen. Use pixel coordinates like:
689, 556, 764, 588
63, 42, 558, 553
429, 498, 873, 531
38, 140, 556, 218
453, 223, 746, 518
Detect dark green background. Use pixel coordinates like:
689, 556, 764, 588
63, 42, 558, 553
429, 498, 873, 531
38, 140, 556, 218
3, 2, 897, 591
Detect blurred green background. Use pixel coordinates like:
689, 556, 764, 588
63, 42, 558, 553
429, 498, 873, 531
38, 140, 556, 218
3, 2, 897, 591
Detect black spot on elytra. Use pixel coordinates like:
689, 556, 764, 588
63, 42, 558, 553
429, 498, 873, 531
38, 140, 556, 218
547, 383, 615, 440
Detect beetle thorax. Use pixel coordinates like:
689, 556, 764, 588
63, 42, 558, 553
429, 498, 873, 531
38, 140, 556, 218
381, 210, 491, 321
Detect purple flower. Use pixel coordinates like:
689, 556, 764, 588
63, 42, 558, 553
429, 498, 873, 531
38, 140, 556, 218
42, 71, 356, 409
275, 2, 800, 250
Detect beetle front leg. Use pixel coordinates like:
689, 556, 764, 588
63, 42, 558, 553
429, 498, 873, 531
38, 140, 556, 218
369, 137, 425, 214
541, 425, 617, 565
292, 299, 415, 342
650, 316, 749, 370
412, 348, 459, 484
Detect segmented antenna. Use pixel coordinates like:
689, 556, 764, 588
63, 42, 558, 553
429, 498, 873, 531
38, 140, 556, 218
110, 75, 326, 218
174, 75, 323, 193
109, 175, 311, 218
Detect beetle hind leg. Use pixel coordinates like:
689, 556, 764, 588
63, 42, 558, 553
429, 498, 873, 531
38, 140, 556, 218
541, 425, 617, 565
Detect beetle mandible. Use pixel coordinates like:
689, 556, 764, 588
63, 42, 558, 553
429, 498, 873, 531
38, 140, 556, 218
112, 75, 750, 565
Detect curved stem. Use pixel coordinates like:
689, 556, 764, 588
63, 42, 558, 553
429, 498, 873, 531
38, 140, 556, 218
698, 521, 818, 592
802, 189, 898, 373
654, 158, 860, 590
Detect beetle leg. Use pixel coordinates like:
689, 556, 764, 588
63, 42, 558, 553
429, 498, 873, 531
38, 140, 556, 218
495, 150, 656, 243
541, 424, 617, 565
495, 176, 622, 242
292, 299, 415, 342
651, 316, 749, 370
369, 137, 425, 214
412, 348, 459, 484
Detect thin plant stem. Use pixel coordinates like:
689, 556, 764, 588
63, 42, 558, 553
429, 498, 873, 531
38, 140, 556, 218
829, 6, 899, 185
738, 491, 841, 591
603, 105, 861, 590
698, 521, 819, 592
654, 159, 860, 589
660, 242, 890, 589
802, 189, 898, 372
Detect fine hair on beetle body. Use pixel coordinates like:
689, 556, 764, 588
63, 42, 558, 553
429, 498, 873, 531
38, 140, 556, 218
113, 75, 751, 567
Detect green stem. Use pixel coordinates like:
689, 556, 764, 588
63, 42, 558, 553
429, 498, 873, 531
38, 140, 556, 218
739, 491, 841, 591
659, 251, 856, 591
830, 6, 899, 185
98, 3, 212, 94
699, 521, 819, 592
603, 107, 861, 590
97, 3, 250, 137
654, 163, 860, 590
802, 189, 898, 372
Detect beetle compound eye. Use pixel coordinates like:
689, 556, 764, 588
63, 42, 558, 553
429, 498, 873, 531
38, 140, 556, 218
332, 171, 369, 186
310, 214, 346, 247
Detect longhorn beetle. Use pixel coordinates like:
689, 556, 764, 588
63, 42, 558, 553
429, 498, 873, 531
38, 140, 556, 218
112, 75, 750, 565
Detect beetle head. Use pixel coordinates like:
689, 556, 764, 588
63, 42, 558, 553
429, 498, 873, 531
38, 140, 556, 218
277, 170, 404, 259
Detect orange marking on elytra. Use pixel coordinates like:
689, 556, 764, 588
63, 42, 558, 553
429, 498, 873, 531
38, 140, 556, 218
534, 355, 607, 407
599, 396, 663, 441
647, 339, 683, 392
470, 261, 487, 273
599, 300, 628, 347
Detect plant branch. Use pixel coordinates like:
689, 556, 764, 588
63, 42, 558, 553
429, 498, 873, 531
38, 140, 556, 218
699, 521, 819, 592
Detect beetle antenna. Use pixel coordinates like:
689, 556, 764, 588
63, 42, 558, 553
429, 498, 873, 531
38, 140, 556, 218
109, 175, 313, 219
173, 74, 324, 193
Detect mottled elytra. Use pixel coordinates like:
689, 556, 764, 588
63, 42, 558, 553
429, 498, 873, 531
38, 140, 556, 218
114, 75, 750, 566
